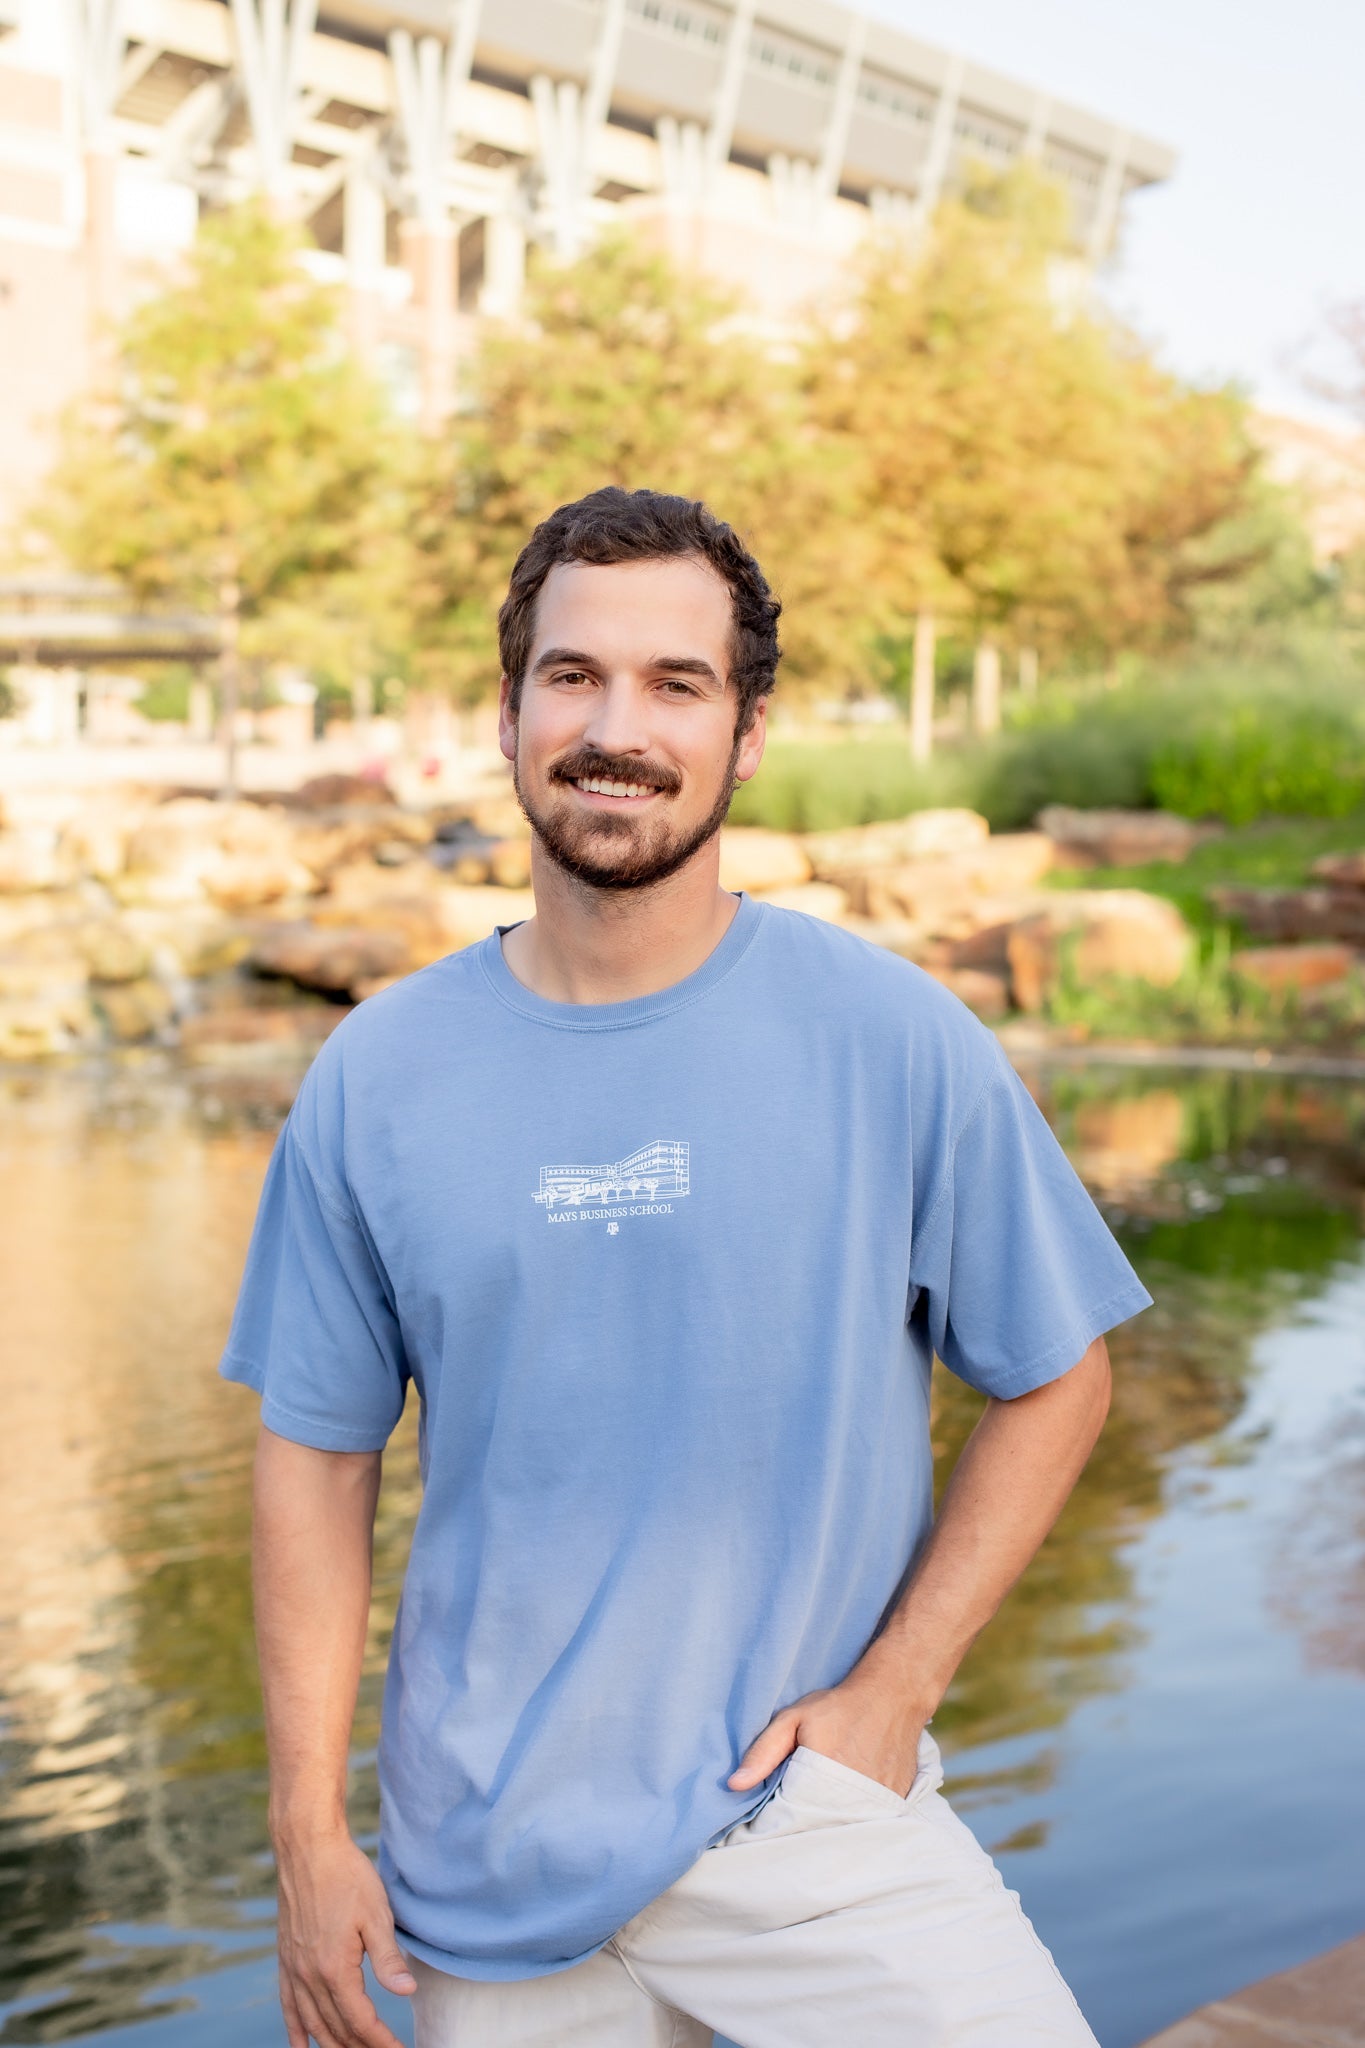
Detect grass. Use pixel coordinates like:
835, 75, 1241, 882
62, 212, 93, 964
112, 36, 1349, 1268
1041, 929, 1365, 1052
1045, 808, 1365, 938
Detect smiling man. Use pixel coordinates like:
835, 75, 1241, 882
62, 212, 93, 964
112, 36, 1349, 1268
222, 487, 1151, 2048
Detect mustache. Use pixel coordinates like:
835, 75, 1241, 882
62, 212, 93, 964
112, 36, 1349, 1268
549, 748, 683, 797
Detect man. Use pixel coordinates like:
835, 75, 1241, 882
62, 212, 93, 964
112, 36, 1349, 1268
223, 486, 1151, 2048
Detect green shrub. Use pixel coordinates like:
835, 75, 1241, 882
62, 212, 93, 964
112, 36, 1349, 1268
728, 742, 979, 832
1150, 701, 1365, 825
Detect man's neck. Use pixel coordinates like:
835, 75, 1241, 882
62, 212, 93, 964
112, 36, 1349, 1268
499, 841, 739, 1005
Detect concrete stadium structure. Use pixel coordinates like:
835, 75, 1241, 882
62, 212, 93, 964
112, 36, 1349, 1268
0, 0, 1173, 508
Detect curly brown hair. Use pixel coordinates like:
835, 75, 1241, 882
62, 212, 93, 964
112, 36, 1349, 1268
498, 487, 782, 731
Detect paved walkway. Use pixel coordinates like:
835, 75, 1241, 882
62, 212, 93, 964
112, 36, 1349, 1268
1141, 1935, 1365, 2046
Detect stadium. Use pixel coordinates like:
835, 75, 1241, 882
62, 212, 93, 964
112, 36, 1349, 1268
0, 0, 1172, 505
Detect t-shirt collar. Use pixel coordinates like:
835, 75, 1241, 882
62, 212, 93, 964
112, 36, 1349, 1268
479, 891, 764, 1031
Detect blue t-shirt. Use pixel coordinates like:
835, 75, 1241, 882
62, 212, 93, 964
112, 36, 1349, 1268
221, 894, 1150, 1980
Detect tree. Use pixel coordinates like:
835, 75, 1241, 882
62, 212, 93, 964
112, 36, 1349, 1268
403, 231, 861, 709
37, 203, 403, 788
805, 166, 1267, 748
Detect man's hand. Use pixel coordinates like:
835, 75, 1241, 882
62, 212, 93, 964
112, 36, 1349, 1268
274, 1829, 416, 2048
728, 1663, 927, 1799
730, 1341, 1113, 1808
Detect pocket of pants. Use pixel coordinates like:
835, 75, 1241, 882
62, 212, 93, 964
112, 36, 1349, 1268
779, 1731, 942, 1821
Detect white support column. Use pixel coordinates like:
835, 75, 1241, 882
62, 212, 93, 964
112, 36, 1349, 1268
706, 0, 756, 179
480, 208, 526, 318
815, 11, 866, 203
68, 0, 127, 334
529, 0, 625, 255
388, 2, 482, 429
656, 115, 708, 207
913, 48, 964, 225
343, 140, 386, 358
229, 0, 320, 201
69, 0, 127, 150
1086, 128, 1129, 265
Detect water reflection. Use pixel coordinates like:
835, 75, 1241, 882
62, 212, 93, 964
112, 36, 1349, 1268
1, 1058, 1362, 2046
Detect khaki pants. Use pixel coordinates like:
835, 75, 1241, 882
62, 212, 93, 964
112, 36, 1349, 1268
408, 1736, 1098, 2047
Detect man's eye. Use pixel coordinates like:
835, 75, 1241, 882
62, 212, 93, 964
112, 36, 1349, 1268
660, 679, 697, 696
555, 671, 592, 686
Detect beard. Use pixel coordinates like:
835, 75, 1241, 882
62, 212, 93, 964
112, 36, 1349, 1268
513, 733, 743, 892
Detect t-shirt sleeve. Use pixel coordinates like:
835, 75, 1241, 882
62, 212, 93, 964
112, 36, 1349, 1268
219, 1110, 409, 1452
908, 1053, 1152, 1398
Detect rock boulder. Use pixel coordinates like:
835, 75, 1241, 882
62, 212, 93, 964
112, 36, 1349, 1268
1039, 807, 1211, 869
1231, 943, 1356, 991
718, 829, 812, 894
803, 810, 989, 880
1006, 891, 1192, 1012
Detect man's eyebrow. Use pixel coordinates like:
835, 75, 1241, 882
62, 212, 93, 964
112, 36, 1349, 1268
529, 646, 601, 675
650, 655, 724, 687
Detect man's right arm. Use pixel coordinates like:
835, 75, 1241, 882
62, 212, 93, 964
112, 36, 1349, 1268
254, 1425, 416, 2048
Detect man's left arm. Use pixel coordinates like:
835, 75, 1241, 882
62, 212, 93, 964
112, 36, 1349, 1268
729, 1335, 1112, 1798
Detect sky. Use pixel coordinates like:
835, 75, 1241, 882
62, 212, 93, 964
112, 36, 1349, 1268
874, 0, 1363, 427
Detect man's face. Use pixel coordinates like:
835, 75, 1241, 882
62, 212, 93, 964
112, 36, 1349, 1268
498, 557, 767, 891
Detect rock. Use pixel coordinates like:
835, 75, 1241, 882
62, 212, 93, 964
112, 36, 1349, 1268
0, 825, 75, 893
0, 992, 99, 1059
120, 796, 317, 910
1038, 807, 1211, 869
58, 797, 147, 881
436, 885, 536, 947
75, 920, 152, 984
1231, 943, 1356, 991
179, 1006, 344, 1062
753, 883, 849, 923
803, 810, 989, 880
922, 965, 1010, 1019
0, 928, 91, 1002
121, 909, 253, 978
718, 829, 812, 894
926, 920, 1018, 972
0, 928, 97, 1056
471, 797, 531, 842
1070, 1091, 1186, 1193
489, 839, 534, 889
288, 808, 432, 883
205, 852, 318, 911
845, 862, 975, 923
252, 921, 413, 996
1309, 851, 1365, 890
960, 832, 1055, 893
284, 772, 395, 809
95, 977, 176, 1042
1006, 891, 1193, 1012
1209, 887, 1365, 944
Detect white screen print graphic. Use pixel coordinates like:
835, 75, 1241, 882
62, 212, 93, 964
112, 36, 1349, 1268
533, 1142, 690, 1218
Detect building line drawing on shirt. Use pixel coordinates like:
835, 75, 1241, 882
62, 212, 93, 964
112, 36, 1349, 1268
533, 1141, 691, 1210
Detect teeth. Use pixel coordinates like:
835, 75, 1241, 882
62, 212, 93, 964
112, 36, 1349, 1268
575, 778, 653, 798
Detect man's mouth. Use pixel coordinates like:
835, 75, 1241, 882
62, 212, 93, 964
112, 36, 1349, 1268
570, 777, 661, 801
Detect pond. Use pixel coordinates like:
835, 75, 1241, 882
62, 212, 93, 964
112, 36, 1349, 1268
1, 1054, 1363, 2048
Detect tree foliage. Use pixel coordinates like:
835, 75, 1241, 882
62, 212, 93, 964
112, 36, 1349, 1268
803, 166, 1263, 665
38, 203, 402, 669
33, 184, 1303, 726
402, 232, 860, 701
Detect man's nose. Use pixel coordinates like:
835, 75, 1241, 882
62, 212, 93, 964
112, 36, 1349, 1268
580, 677, 652, 758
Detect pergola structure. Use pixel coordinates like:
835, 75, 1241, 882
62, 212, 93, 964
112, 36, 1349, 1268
0, 1, 1173, 469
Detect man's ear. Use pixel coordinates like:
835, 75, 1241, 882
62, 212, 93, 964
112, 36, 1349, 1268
497, 675, 518, 765
733, 695, 768, 786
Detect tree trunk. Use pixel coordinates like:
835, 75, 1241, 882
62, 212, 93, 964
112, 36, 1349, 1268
909, 609, 936, 764
218, 573, 241, 798
1018, 646, 1039, 699
972, 640, 1002, 737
